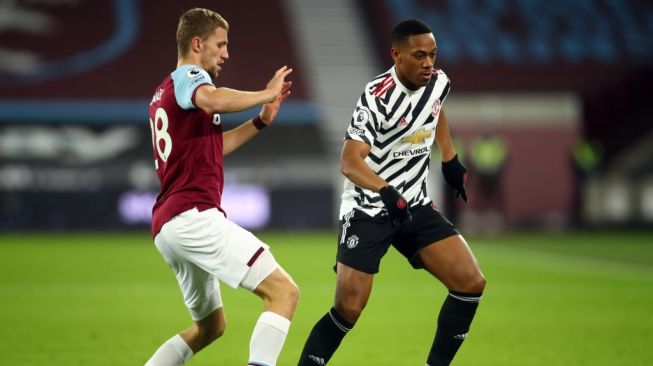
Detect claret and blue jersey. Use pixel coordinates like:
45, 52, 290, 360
148, 65, 226, 237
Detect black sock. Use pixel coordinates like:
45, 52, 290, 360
298, 307, 353, 365
427, 291, 482, 366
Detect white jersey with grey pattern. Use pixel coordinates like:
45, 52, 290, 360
339, 66, 451, 219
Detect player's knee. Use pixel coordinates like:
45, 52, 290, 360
193, 321, 225, 349
208, 322, 226, 343
335, 299, 365, 324
264, 272, 300, 310
213, 320, 226, 339
197, 310, 227, 345
463, 272, 486, 294
449, 266, 486, 294
281, 277, 300, 309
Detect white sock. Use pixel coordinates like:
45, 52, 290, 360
248, 311, 291, 366
144, 334, 193, 366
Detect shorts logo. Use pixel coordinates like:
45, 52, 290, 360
432, 99, 442, 117
354, 107, 370, 126
398, 117, 408, 128
346, 234, 359, 249
212, 114, 221, 125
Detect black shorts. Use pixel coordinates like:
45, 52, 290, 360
336, 203, 460, 274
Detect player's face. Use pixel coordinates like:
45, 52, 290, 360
392, 33, 437, 90
199, 26, 229, 79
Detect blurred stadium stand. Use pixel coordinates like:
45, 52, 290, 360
1, 0, 651, 231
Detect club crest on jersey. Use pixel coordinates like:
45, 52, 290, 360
398, 117, 408, 128
346, 235, 359, 249
432, 99, 442, 117
187, 68, 202, 78
354, 107, 370, 127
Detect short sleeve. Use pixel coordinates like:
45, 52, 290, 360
171, 66, 215, 110
435, 68, 451, 104
344, 93, 381, 146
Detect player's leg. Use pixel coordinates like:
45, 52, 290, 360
146, 307, 226, 366
297, 262, 374, 366
418, 235, 485, 366
145, 209, 227, 365
241, 250, 299, 366
178, 307, 226, 353
392, 205, 485, 366
334, 262, 374, 324
298, 212, 391, 365
201, 209, 298, 366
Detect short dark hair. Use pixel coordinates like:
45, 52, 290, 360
177, 8, 229, 57
391, 19, 432, 47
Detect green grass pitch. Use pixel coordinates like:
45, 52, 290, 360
1, 231, 651, 365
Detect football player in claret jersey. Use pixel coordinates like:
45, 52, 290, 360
144, 8, 298, 366
297, 19, 486, 365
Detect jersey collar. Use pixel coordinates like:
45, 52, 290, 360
391, 66, 419, 96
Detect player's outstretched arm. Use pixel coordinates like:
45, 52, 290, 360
223, 80, 292, 156
195, 66, 293, 115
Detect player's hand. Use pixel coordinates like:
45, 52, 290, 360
260, 81, 292, 125
379, 185, 412, 225
442, 154, 469, 202
265, 66, 293, 102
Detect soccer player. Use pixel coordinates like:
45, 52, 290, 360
297, 19, 486, 365
144, 8, 298, 366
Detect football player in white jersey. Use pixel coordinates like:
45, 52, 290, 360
298, 19, 486, 366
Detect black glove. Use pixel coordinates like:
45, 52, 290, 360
379, 185, 412, 225
442, 154, 469, 202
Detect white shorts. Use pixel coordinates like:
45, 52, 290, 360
154, 207, 278, 320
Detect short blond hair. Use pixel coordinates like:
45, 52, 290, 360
176, 8, 229, 57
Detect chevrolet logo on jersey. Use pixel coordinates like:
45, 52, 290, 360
393, 146, 430, 158
401, 130, 433, 144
